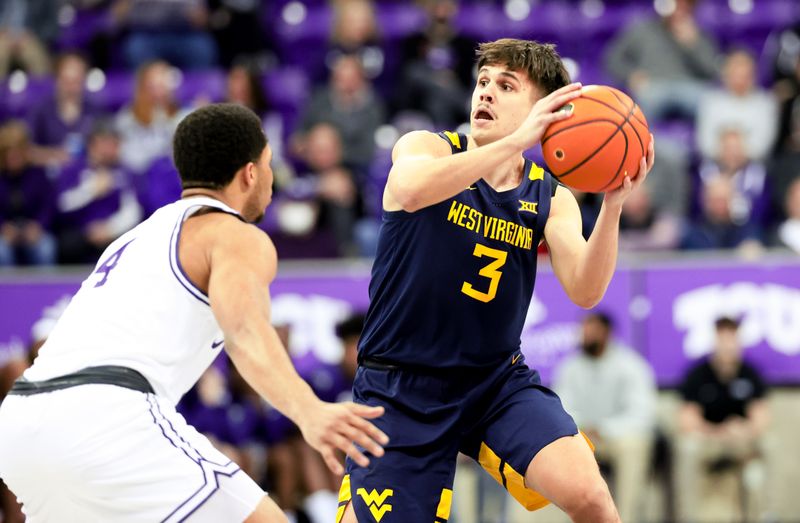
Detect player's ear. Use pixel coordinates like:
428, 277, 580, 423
240, 161, 257, 188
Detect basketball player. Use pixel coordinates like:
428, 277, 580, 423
336, 39, 655, 523
0, 104, 388, 522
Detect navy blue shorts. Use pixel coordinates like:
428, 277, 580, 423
336, 352, 578, 523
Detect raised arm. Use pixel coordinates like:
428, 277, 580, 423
545, 136, 655, 308
385, 83, 584, 212
205, 217, 388, 474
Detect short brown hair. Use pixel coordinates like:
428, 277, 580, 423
476, 38, 570, 96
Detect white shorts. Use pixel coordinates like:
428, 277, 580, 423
0, 385, 266, 522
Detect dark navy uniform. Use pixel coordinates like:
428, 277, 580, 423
338, 132, 578, 523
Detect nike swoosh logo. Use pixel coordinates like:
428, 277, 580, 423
467, 185, 478, 190
211, 339, 224, 349
511, 354, 521, 365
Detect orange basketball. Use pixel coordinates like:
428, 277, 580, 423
541, 85, 650, 193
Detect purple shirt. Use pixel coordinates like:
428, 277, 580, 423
0, 166, 55, 228
28, 96, 103, 157
56, 157, 133, 229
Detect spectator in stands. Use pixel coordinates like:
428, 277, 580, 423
296, 312, 364, 523
768, 21, 800, 88
112, 0, 218, 70
178, 362, 259, 476
257, 324, 305, 523
225, 63, 292, 188
28, 52, 103, 169
674, 316, 771, 522
696, 49, 778, 162
681, 177, 764, 252
55, 121, 141, 264
604, 0, 719, 122
207, 0, 273, 68
553, 312, 657, 523
0, 0, 57, 78
115, 60, 186, 174
294, 53, 386, 171
696, 128, 771, 230
327, 0, 384, 84
619, 183, 682, 251
773, 177, 800, 253
768, 37, 800, 213
395, 0, 476, 127
769, 21, 800, 155
302, 123, 363, 257
0, 120, 56, 266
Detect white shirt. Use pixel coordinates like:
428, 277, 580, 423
553, 343, 658, 439
26, 197, 238, 405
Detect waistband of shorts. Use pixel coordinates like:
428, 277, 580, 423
9, 365, 155, 396
358, 355, 505, 377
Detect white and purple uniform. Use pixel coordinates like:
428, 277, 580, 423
0, 197, 266, 522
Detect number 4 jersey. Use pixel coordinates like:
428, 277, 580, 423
24, 197, 240, 405
359, 132, 556, 369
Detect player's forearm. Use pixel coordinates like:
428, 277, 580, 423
389, 136, 524, 212
225, 326, 321, 424
571, 202, 622, 307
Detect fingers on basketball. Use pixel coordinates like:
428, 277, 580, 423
542, 85, 650, 193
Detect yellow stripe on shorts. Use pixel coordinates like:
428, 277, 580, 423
477, 442, 550, 511
436, 488, 453, 521
335, 474, 351, 523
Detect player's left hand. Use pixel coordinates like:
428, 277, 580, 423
299, 400, 389, 475
603, 134, 655, 208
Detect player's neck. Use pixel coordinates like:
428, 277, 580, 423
483, 156, 525, 192
181, 189, 237, 210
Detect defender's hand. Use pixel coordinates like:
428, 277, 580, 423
299, 401, 389, 475
604, 134, 655, 209
509, 82, 583, 151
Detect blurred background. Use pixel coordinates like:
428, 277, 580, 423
0, 0, 799, 521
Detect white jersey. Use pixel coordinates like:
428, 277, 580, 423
26, 197, 239, 405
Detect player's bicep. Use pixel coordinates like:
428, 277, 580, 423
207, 224, 276, 340
384, 131, 452, 209
544, 185, 586, 286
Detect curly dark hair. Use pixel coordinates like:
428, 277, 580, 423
477, 38, 570, 96
173, 103, 267, 190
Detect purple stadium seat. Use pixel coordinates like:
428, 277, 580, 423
135, 155, 182, 218
262, 66, 310, 112
273, 5, 332, 49
454, 3, 501, 41
376, 4, 427, 41
0, 76, 54, 119
174, 69, 227, 106
55, 6, 112, 52
85, 70, 134, 113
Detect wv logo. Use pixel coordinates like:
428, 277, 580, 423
356, 488, 393, 522
518, 200, 538, 214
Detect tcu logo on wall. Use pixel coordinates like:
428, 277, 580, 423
673, 282, 800, 358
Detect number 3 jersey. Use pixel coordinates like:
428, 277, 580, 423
359, 132, 555, 369
24, 197, 238, 405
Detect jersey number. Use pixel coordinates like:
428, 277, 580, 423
93, 239, 135, 287
461, 243, 507, 303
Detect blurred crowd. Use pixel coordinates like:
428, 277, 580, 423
0, 0, 799, 265
0, 302, 777, 522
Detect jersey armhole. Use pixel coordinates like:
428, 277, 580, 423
436, 131, 467, 155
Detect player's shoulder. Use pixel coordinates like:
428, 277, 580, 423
196, 211, 275, 259
391, 129, 455, 161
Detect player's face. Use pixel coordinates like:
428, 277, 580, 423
470, 65, 539, 145
244, 143, 274, 223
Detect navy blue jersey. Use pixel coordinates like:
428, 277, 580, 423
359, 132, 555, 368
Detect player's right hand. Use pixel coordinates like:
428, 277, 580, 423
510, 82, 582, 151
299, 400, 389, 475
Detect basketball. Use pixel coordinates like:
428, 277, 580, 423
541, 85, 650, 193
